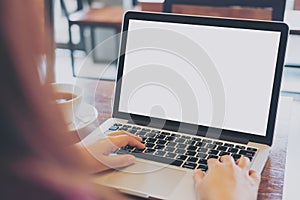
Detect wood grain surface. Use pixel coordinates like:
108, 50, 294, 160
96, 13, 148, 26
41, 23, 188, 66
69, 6, 126, 28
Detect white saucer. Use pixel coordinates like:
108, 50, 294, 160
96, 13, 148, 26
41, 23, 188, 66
68, 103, 99, 138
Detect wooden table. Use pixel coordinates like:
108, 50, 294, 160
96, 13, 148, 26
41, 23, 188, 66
69, 6, 126, 29
81, 80, 292, 200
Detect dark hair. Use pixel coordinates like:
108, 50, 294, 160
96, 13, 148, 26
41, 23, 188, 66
0, 1, 90, 198
0, 1, 74, 164
0, 29, 32, 160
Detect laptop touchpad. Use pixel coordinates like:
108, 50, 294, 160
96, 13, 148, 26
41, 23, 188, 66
104, 161, 186, 198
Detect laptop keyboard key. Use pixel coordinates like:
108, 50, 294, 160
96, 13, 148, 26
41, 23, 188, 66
198, 148, 208, 153
154, 150, 166, 157
217, 146, 227, 151
167, 142, 177, 147
206, 144, 217, 149
177, 143, 187, 149
129, 129, 137, 134
156, 134, 166, 140
198, 159, 208, 165
239, 150, 255, 157
133, 148, 144, 153
145, 143, 155, 148
187, 145, 197, 151
176, 155, 187, 160
122, 145, 134, 151
197, 164, 208, 172
192, 137, 202, 142
182, 162, 197, 169
146, 132, 157, 137
195, 142, 203, 147
175, 138, 186, 143
187, 157, 198, 163
208, 149, 219, 155
175, 149, 186, 154
196, 153, 207, 158
203, 139, 212, 143
219, 151, 230, 156
146, 138, 157, 143
165, 136, 175, 141
207, 155, 219, 160
228, 148, 239, 153
161, 132, 170, 136
141, 137, 147, 143
185, 140, 196, 145
165, 146, 175, 152
181, 135, 191, 140
235, 145, 246, 149
154, 144, 165, 150
186, 151, 196, 156
144, 148, 156, 154
224, 143, 234, 147
119, 127, 128, 131
109, 125, 119, 131
165, 152, 177, 159
214, 141, 223, 145
247, 147, 258, 152
157, 139, 167, 145
170, 160, 183, 167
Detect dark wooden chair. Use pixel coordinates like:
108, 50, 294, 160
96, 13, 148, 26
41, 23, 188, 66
163, 0, 286, 21
60, 0, 126, 76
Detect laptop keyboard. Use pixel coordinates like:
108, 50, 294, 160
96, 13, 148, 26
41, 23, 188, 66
110, 124, 258, 171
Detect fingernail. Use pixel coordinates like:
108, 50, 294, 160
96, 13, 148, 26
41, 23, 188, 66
194, 169, 198, 174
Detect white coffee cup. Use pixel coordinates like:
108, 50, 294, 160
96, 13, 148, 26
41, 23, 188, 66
51, 83, 83, 124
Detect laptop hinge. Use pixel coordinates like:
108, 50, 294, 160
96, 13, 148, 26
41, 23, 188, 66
127, 116, 152, 127
127, 116, 180, 131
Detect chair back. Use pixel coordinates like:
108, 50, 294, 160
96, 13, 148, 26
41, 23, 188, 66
60, 0, 91, 18
163, 0, 286, 21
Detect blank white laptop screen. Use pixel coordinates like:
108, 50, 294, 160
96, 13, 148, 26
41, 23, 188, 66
118, 19, 281, 137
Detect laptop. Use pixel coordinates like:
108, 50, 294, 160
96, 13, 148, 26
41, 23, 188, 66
85, 11, 289, 200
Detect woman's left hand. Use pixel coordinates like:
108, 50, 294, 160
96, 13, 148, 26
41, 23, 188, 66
78, 131, 145, 173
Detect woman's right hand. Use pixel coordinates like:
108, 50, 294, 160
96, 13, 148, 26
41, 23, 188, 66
194, 155, 261, 200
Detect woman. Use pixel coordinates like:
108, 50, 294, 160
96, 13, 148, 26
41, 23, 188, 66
0, 1, 260, 199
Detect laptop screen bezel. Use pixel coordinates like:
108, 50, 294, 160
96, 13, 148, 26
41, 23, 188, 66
113, 11, 289, 146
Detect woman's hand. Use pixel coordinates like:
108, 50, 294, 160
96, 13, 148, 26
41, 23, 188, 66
194, 155, 261, 200
77, 131, 145, 173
